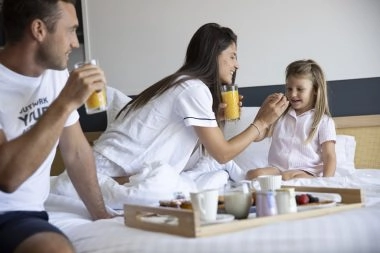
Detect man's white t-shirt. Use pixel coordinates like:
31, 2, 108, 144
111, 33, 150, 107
93, 79, 218, 176
0, 64, 79, 212
268, 108, 336, 176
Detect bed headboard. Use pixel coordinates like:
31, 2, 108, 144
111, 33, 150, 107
51, 131, 102, 176
334, 114, 380, 168
50, 114, 380, 176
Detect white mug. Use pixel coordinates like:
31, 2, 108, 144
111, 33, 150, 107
190, 189, 219, 222
257, 175, 282, 191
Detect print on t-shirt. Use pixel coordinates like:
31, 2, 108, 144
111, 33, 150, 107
18, 97, 49, 132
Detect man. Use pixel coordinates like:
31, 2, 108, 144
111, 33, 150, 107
0, 0, 111, 252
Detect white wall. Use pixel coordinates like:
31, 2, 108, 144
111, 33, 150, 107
68, 45, 85, 70
81, 0, 380, 95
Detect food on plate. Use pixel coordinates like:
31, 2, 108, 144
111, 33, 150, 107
295, 194, 320, 205
159, 199, 192, 209
180, 201, 193, 210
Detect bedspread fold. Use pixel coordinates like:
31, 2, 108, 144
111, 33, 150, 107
51, 161, 198, 211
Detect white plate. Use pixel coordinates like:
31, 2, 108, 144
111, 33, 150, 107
295, 192, 341, 202
139, 214, 178, 225
295, 192, 339, 211
140, 213, 235, 226
201, 214, 235, 226
297, 200, 337, 211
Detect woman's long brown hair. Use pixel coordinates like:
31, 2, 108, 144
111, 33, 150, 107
116, 23, 237, 128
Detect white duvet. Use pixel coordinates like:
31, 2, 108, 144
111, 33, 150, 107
46, 169, 380, 253
47, 90, 380, 252
51, 162, 198, 211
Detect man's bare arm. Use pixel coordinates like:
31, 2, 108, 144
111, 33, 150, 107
60, 122, 110, 220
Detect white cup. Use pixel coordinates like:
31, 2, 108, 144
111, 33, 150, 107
190, 189, 219, 222
224, 181, 252, 219
257, 175, 282, 191
275, 188, 297, 214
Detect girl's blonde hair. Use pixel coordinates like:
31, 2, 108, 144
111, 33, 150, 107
285, 59, 331, 143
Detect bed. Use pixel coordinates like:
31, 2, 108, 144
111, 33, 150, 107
46, 97, 380, 253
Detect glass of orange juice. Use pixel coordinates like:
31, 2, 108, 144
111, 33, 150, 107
74, 59, 107, 114
221, 85, 240, 121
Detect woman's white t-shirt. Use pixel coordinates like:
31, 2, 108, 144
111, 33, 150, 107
93, 79, 218, 176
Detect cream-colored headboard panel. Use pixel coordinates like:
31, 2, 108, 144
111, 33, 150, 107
334, 115, 380, 169
51, 131, 102, 176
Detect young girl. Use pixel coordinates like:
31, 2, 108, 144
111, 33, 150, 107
246, 59, 336, 180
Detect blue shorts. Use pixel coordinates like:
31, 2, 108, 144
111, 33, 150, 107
0, 211, 66, 253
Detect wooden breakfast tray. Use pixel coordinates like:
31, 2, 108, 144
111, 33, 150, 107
124, 186, 363, 237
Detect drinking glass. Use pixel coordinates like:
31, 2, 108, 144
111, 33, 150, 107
221, 85, 240, 121
74, 59, 107, 114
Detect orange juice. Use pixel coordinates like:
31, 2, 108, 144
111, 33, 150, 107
74, 59, 108, 114
85, 88, 107, 114
221, 85, 240, 120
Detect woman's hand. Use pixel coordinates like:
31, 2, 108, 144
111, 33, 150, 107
253, 93, 289, 130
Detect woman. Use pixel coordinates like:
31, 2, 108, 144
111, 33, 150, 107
92, 23, 288, 193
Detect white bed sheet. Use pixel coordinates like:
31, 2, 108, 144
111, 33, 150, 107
46, 169, 380, 253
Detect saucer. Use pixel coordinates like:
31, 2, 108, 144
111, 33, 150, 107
201, 214, 235, 226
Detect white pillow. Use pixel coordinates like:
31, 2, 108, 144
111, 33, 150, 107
106, 86, 132, 125
335, 135, 356, 176
223, 107, 357, 176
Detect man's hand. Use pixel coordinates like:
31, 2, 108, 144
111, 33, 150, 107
58, 64, 107, 112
